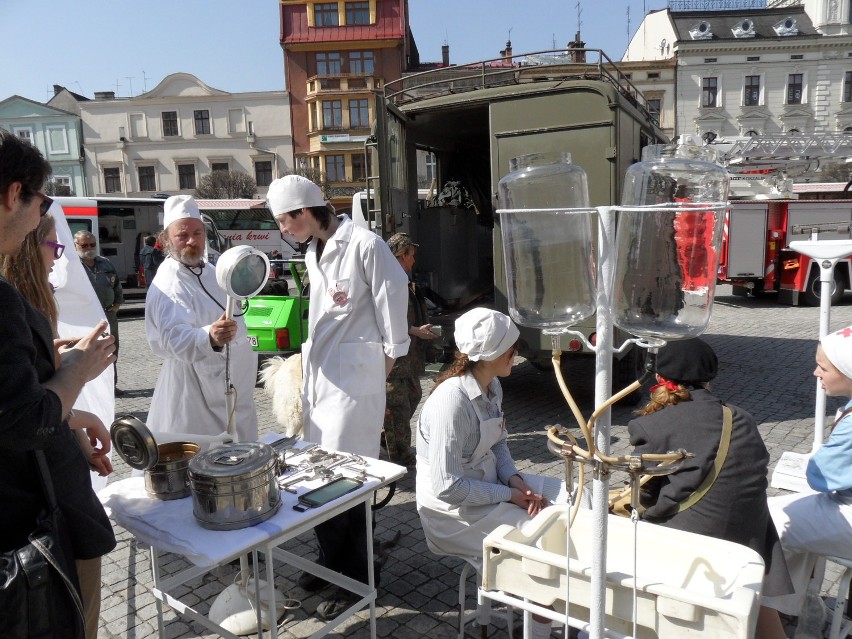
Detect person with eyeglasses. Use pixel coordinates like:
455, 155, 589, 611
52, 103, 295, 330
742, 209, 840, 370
74, 230, 124, 397
0, 128, 117, 639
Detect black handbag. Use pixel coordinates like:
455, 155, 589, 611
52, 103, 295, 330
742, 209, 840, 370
0, 450, 85, 639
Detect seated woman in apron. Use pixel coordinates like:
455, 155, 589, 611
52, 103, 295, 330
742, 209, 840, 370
415, 307, 567, 639
761, 326, 852, 636
627, 338, 792, 639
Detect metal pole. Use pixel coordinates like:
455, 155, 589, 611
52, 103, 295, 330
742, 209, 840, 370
813, 260, 836, 451
590, 206, 616, 639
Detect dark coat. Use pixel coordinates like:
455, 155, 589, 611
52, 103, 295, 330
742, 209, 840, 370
0, 277, 115, 558
628, 389, 779, 564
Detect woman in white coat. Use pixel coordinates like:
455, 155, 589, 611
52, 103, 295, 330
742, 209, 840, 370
267, 175, 409, 620
145, 195, 258, 443
416, 307, 565, 639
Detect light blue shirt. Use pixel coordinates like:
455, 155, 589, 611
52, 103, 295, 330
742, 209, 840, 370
807, 398, 852, 497
416, 372, 518, 506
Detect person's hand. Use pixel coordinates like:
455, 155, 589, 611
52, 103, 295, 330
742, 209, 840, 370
410, 324, 438, 340
59, 321, 116, 382
508, 475, 549, 516
73, 427, 113, 477
209, 313, 238, 347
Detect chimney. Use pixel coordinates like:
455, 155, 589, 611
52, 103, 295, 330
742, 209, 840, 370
441, 44, 450, 66
500, 40, 513, 60
567, 31, 586, 63
94, 91, 116, 101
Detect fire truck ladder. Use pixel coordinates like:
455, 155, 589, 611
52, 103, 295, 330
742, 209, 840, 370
716, 133, 852, 175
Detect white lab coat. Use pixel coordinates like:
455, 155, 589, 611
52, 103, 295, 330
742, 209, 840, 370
301, 216, 410, 458
145, 257, 258, 442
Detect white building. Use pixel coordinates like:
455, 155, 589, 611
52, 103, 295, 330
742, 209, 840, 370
625, 0, 852, 140
78, 73, 293, 198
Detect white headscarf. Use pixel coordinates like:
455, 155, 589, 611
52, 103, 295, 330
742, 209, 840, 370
454, 308, 519, 362
820, 325, 852, 380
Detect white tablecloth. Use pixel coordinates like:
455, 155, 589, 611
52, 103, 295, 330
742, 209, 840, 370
98, 435, 404, 567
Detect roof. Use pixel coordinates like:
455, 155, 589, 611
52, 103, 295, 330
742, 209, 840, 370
670, 6, 818, 43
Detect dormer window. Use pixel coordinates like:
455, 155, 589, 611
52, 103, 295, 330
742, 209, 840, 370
732, 18, 756, 38
690, 21, 712, 40
773, 17, 799, 36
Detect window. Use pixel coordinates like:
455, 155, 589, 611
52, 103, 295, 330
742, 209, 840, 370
351, 153, 366, 181
326, 155, 345, 181
746, 56, 760, 62
647, 72, 660, 80
314, 3, 339, 26
14, 127, 33, 144
791, 54, 804, 60
844, 71, 852, 102
254, 161, 273, 187
348, 50, 374, 75
787, 74, 803, 104
138, 166, 156, 191
46, 126, 69, 154
349, 98, 369, 128
211, 162, 229, 173
744, 75, 760, 106
647, 98, 661, 125
52, 175, 72, 195
704, 57, 717, 63
104, 167, 121, 193
322, 100, 342, 129
746, 129, 760, 137
194, 110, 211, 135
178, 164, 196, 190
316, 52, 342, 75
310, 102, 319, 130
702, 77, 718, 108
162, 111, 179, 137
345, 1, 369, 24
129, 113, 147, 139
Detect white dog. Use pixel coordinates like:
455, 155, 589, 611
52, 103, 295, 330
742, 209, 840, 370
259, 354, 304, 437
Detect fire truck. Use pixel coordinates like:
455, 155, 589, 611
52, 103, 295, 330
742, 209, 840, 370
365, 48, 666, 383
711, 133, 852, 305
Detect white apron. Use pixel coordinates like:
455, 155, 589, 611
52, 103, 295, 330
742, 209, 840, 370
416, 379, 532, 558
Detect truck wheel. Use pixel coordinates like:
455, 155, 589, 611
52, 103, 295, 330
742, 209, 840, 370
802, 269, 844, 307
613, 347, 645, 407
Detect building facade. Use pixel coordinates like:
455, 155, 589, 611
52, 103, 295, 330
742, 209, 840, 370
280, 0, 415, 209
626, 1, 852, 141
78, 73, 293, 198
0, 95, 87, 196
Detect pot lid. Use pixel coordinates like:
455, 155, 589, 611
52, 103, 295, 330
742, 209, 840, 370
111, 415, 158, 471
188, 442, 274, 477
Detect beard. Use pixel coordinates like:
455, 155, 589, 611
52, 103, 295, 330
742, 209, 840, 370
173, 244, 203, 266
77, 249, 97, 260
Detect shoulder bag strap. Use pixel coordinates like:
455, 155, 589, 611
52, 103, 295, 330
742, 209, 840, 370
31, 450, 86, 625
674, 405, 733, 514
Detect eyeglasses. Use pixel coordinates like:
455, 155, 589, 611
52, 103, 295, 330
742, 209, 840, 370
36, 192, 53, 217
76, 242, 96, 249
42, 240, 65, 259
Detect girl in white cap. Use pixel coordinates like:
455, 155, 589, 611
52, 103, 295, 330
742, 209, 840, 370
416, 307, 565, 639
760, 326, 852, 636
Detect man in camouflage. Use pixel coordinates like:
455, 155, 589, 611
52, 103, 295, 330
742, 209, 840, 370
383, 233, 437, 467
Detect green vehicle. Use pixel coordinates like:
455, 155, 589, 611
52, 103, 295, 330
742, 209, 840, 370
244, 257, 310, 356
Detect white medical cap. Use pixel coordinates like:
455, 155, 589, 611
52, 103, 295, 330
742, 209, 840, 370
820, 325, 852, 380
163, 195, 202, 229
454, 308, 519, 362
267, 175, 326, 215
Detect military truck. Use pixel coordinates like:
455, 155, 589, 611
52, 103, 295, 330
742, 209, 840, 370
365, 49, 666, 382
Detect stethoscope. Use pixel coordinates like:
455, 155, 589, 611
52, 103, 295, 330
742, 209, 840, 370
176, 257, 246, 317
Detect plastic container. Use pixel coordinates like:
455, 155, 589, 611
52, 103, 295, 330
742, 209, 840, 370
497, 152, 596, 334
614, 144, 729, 344
483, 505, 764, 639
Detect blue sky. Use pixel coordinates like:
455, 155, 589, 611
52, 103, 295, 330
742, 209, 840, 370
1, 0, 667, 103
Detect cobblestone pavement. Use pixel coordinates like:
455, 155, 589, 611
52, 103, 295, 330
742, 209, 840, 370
96, 286, 852, 638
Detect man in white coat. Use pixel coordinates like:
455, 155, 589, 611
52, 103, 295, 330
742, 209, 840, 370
145, 195, 258, 442
268, 175, 409, 620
